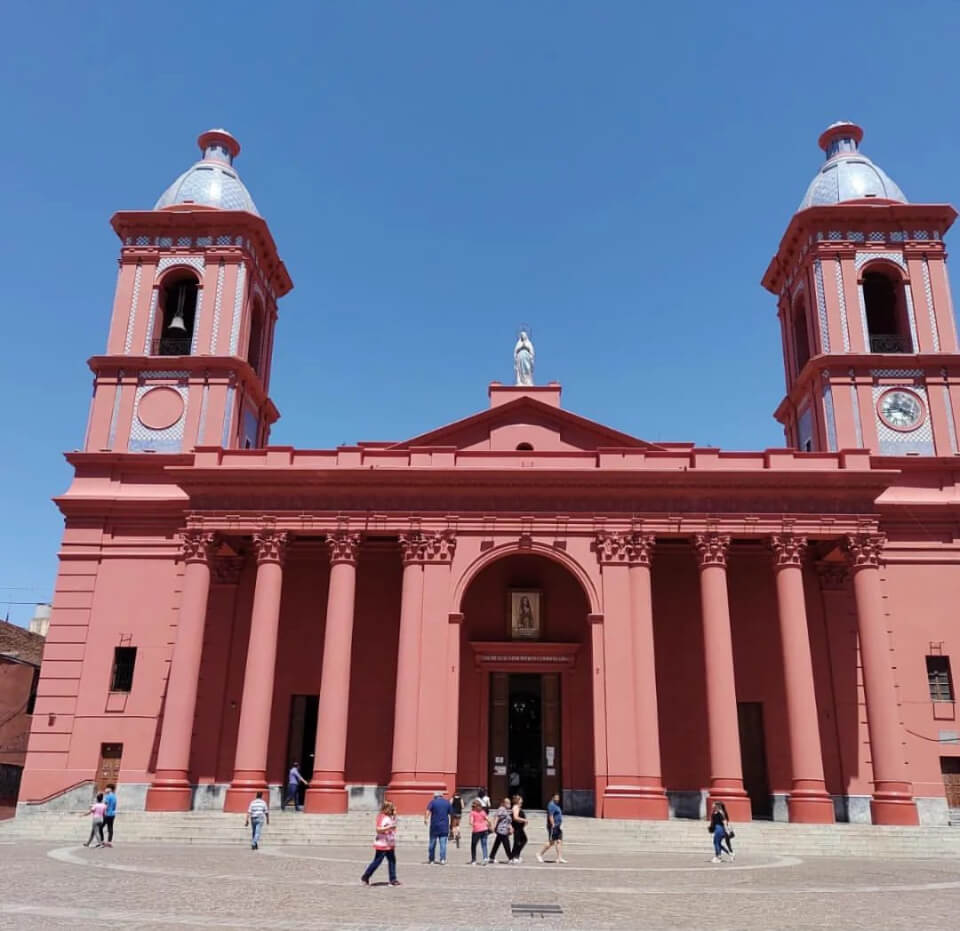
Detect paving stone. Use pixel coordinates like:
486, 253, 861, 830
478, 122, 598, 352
1, 838, 960, 929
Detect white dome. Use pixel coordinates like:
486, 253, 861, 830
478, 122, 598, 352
799, 122, 906, 210
154, 129, 259, 215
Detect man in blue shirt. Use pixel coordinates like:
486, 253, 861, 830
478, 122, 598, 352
103, 784, 118, 847
283, 762, 308, 812
537, 793, 567, 863
424, 790, 453, 864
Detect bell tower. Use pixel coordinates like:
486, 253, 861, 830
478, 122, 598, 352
83, 129, 292, 454
763, 122, 960, 456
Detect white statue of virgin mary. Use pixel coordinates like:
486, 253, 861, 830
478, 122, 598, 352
514, 331, 534, 386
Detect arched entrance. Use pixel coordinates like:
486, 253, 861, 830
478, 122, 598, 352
456, 552, 595, 814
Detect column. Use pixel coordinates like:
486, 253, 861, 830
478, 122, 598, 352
595, 532, 668, 819
388, 530, 456, 812
223, 530, 289, 812
304, 532, 360, 813
146, 530, 217, 811
846, 532, 918, 825
770, 534, 834, 823
629, 535, 669, 818
695, 533, 751, 821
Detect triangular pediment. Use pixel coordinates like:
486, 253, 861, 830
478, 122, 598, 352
389, 396, 662, 453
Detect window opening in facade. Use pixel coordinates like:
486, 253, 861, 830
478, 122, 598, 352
111, 646, 138, 693
927, 655, 955, 702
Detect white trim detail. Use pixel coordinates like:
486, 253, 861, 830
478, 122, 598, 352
834, 258, 850, 351
814, 259, 830, 353
923, 258, 940, 351
228, 263, 247, 356
123, 262, 142, 354
210, 261, 225, 354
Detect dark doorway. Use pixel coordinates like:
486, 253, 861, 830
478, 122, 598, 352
737, 702, 772, 819
489, 673, 561, 809
509, 675, 543, 808
285, 695, 319, 803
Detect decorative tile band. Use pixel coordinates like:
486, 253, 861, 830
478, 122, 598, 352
855, 250, 906, 270
156, 255, 205, 278
849, 376, 863, 447
210, 261, 225, 353
823, 383, 837, 452
834, 258, 850, 351
143, 289, 159, 354
923, 258, 939, 351
222, 385, 235, 447
814, 259, 830, 353
107, 371, 124, 449
123, 262, 142, 354
904, 285, 920, 353
228, 263, 247, 356
197, 382, 210, 447
943, 384, 958, 454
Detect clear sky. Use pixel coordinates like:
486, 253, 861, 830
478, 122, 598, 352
3, 1, 960, 624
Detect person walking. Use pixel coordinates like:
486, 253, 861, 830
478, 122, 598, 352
245, 791, 270, 850
424, 790, 452, 864
282, 762, 308, 811
82, 792, 107, 848
476, 787, 491, 813
510, 794, 528, 863
537, 793, 566, 863
709, 801, 731, 863
102, 784, 118, 847
468, 798, 490, 865
450, 792, 463, 848
488, 797, 513, 864
361, 801, 401, 886
718, 801, 735, 859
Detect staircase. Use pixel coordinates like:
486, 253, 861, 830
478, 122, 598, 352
3, 811, 960, 858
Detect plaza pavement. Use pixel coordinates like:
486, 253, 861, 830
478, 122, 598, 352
0, 833, 959, 929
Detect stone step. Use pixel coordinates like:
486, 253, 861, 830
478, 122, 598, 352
4, 811, 960, 858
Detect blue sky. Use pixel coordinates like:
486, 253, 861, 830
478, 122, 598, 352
3, 1, 960, 624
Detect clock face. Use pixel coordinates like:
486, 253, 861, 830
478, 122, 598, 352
877, 388, 925, 431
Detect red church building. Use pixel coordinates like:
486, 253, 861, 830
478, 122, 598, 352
18, 123, 960, 825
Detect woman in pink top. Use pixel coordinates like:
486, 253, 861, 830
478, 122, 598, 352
82, 792, 107, 848
360, 801, 401, 886
468, 798, 490, 865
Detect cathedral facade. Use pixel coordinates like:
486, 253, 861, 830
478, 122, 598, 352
18, 124, 960, 824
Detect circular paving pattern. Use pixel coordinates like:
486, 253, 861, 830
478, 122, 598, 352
0, 842, 954, 928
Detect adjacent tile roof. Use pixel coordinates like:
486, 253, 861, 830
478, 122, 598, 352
0, 619, 44, 667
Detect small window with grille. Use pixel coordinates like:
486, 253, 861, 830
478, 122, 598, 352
927, 656, 955, 702
111, 646, 137, 693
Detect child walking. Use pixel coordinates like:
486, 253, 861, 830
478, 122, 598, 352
361, 801, 401, 886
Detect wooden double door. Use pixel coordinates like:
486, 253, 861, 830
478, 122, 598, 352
489, 672, 560, 809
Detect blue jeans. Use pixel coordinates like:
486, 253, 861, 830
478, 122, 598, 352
284, 784, 300, 809
251, 818, 264, 847
362, 849, 397, 883
713, 825, 725, 857
470, 831, 488, 862
428, 832, 448, 862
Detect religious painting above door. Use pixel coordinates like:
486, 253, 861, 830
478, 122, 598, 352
510, 590, 542, 640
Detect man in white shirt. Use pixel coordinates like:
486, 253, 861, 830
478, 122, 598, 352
245, 792, 270, 850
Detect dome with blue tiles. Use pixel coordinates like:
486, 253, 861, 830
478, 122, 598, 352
799, 122, 906, 211
154, 129, 259, 214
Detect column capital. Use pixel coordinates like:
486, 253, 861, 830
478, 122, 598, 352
400, 530, 456, 564
845, 532, 886, 571
327, 531, 361, 566
694, 532, 731, 569
594, 531, 654, 567
816, 562, 849, 590
770, 533, 808, 570
181, 530, 218, 564
252, 529, 290, 566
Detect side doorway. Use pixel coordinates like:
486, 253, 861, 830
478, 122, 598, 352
737, 702, 772, 819
95, 743, 123, 793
